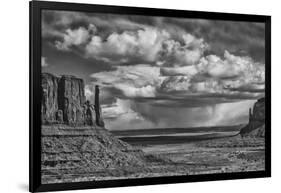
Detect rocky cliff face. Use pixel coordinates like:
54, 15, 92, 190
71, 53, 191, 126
240, 98, 265, 137
58, 75, 86, 125
41, 73, 103, 126
94, 85, 104, 127
41, 73, 59, 123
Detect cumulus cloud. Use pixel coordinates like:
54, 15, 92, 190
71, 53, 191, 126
55, 25, 96, 51
43, 11, 208, 66
160, 18, 265, 63
83, 25, 208, 66
159, 51, 265, 97
42, 10, 146, 38
87, 49, 265, 103
158, 34, 208, 66
85, 27, 171, 64
197, 51, 264, 81
41, 57, 49, 67
90, 64, 162, 98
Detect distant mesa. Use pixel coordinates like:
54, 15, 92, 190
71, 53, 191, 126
240, 97, 265, 137
41, 73, 104, 126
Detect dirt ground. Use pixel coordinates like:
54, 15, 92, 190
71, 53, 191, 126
140, 136, 265, 175
43, 135, 265, 183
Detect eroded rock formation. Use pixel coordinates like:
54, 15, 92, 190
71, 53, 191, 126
240, 98, 265, 137
41, 73, 59, 123
95, 85, 104, 127
84, 100, 96, 126
41, 73, 103, 126
58, 75, 86, 125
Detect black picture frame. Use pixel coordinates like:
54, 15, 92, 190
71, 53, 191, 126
30, 1, 271, 192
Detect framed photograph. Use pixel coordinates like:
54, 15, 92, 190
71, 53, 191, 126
30, 1, 271, 192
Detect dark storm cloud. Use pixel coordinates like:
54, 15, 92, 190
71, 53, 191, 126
159, 18, 265, 63
42, 10, 265, 66
117, 99, 255, 129
42, 10, 146, 39
126, 91, 263, 108
226, 85, 265, 93
81, 14, 265, 62
42, 39, 115, 84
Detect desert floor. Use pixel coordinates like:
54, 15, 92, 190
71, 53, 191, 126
97, 135, 265, 180
41, 131, 265, 183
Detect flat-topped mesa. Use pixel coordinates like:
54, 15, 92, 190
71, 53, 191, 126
41, 73, 104, 126
240, 97, 265, 137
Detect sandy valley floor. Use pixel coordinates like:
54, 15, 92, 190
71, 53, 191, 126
140, 136, 265, 176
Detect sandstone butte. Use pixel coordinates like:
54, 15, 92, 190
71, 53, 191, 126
41, 73, 104, 126
240, 97, 265, 137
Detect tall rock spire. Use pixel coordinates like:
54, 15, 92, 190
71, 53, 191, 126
249, 108, 252, 122
95, 85, 104, 127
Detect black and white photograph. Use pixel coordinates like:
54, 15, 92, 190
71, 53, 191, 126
40, 9, 267, 184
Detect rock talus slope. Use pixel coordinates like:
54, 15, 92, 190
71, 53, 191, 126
41, 125, 147, 183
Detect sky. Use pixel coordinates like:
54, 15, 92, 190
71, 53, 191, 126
41, 10, 265, 130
